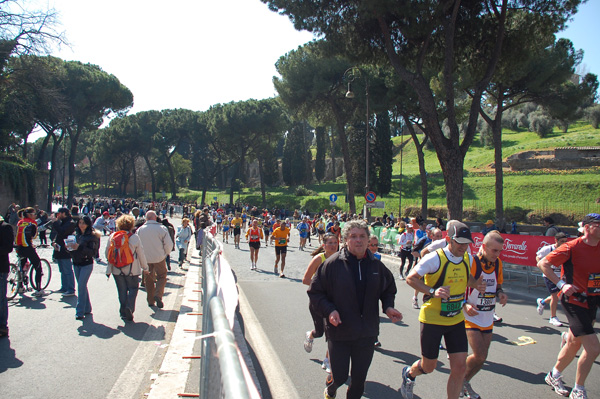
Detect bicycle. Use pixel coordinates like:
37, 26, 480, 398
7, 255, 52, 299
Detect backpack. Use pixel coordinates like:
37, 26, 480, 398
107, 231, 134, 268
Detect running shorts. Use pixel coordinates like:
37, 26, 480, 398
234, 227, 241, 236
420, 321, 468, 359
275, 246, 287, 255
562, 295, 599, 337
249, 241, 260, 250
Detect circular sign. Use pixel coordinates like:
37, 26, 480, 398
329, 194, 338, 202
365, 191, 376, 203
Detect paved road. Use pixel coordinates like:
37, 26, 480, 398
0, 218, 187, 399
220, 227, 600, 399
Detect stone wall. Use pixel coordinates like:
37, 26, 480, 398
507, 147, 600, 171
0, 170, 49, 213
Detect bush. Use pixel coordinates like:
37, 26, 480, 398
504, 206, 530, 222
302, 197, 330, 214
295, 185, 316, 196
526, 211, 582, 226
479, 124, 493, 148
584, 105, 600, 129
529, 113, 554, 138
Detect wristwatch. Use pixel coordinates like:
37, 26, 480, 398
429, 288, 435, 295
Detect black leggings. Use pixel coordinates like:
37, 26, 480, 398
17, 246, 42, 288
399, 249, 414, 276
326, 337, 376, 399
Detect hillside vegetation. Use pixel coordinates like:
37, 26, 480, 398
185, 122, 600, 225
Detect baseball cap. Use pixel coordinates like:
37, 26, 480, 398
103, 211, 110, 216
447, 222, 473, 244
485, 220, 494, 225
581, 213, 600, 226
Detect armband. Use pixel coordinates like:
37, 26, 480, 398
556, 280, 566, 290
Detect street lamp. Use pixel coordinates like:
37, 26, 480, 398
343, 67, 370, 218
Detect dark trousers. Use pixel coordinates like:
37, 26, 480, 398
114, 274, 139, 317
326, 337, 376, 399
399, 250, 413, 276
16, 246, 41, 288
309, 302, 325, 338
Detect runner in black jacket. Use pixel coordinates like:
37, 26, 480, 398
308, 219, 403, 399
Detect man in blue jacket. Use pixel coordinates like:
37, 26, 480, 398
309, 219, 403, 399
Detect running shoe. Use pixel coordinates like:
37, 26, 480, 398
545, 372, 569, 396
461, 381, 480, 399
569, 388, 587, 399
549, 317, 564, 327
400, 366, 415, 399
274, 266, 278, 274
412, 297, 419, 309
324, 387, 336, 399
374, 340, 382, 347
537, 298, 545, 315
322, 357, 331, 373
279, 273, 285, 278
33, 290, 47, 297
304, 331, 313, 353
493, 313, 503, 323
560, 331, 568, 349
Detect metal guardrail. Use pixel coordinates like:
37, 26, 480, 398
198, 232, 251, 399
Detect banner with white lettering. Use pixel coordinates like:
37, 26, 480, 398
470, 233, 556, 267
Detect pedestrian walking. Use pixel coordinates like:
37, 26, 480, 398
69, 216, 100, 320
175, 218, 193, 267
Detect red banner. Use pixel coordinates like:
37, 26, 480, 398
441, 232, 558, 267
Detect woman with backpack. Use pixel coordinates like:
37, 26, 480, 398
68, 216, 100, 320
106, 214, 149, 322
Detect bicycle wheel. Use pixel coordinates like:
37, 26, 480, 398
7, 263, 21, 300
30, 259, 52, 291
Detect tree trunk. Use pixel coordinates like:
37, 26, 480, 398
259, 157, 266, 208
331, 104, 356, 214
404, 115, 429, 220
142, 155, 156, 200
132, 158, 137, 198
166, 154, 177, 199
46, 133, 61, 211
437, 147, 464, 220
329, 126, 336, 180
36, 130, 53, 171
67, 128, 80, 208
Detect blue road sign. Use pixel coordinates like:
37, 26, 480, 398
329, 194, 338, 202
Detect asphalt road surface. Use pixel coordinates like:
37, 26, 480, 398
220, 226, 600, 399
0, 219, 187, 399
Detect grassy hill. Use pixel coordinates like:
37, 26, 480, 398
184, 121, 600, 225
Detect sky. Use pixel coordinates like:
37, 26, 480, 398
43, 0, 599, 116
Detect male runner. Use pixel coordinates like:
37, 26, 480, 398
536, 232, 570, 327
270, 220, 290, 278
402, 222, 486, 399
462, 230, 508, 398
538, 213, 600, 399
231, 213, 243, 249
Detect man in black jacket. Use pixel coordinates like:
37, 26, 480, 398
52, 207, 77, 296
0, 215, 14, 337
309, 219, 403, 399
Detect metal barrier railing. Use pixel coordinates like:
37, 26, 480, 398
198, 232, 251, 399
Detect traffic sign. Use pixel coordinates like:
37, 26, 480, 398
329, 194, 338, 202
365, 201, 385, 208
365, 191, 376, 203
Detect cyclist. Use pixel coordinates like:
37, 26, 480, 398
15, 207, 44, 296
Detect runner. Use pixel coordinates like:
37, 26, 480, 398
245, 219, 264, 270
302, 232, 340, 373
231, 213, 243, 249
215, 211, 223, 233
270, 220, 291, 278
401, 222, 486, 399
222, 216, 230, 243
262, 216, 271, 246
538, 213, 600, 399
315, 216, 326, 245
462, 230, 508, 398
297, 216, 310, 251
536, 232, 570, 327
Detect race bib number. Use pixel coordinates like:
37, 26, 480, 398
476, 292, 496, 312
587, 273, 600, 294
440, 294, 464, 317
278, 238, 287, 245
250, 234, 259, 240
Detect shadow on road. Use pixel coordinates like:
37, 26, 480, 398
77, 315, 120, 339
118, 322, 165, 341
9, 295, 48, 310
365, 381, 418, 399
0, 338, 24, 373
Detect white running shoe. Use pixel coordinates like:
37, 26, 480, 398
304, 331, 314, 353
569, 388, 588, 399
412, 297, 419, 309
545, 372, 569, 396
32, 289, 46, 297
549, 317, 564, 327
322, 357, 331, 373
537, 298, 545, 315
400, 366, 415, 399
461, 381, 481, 399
